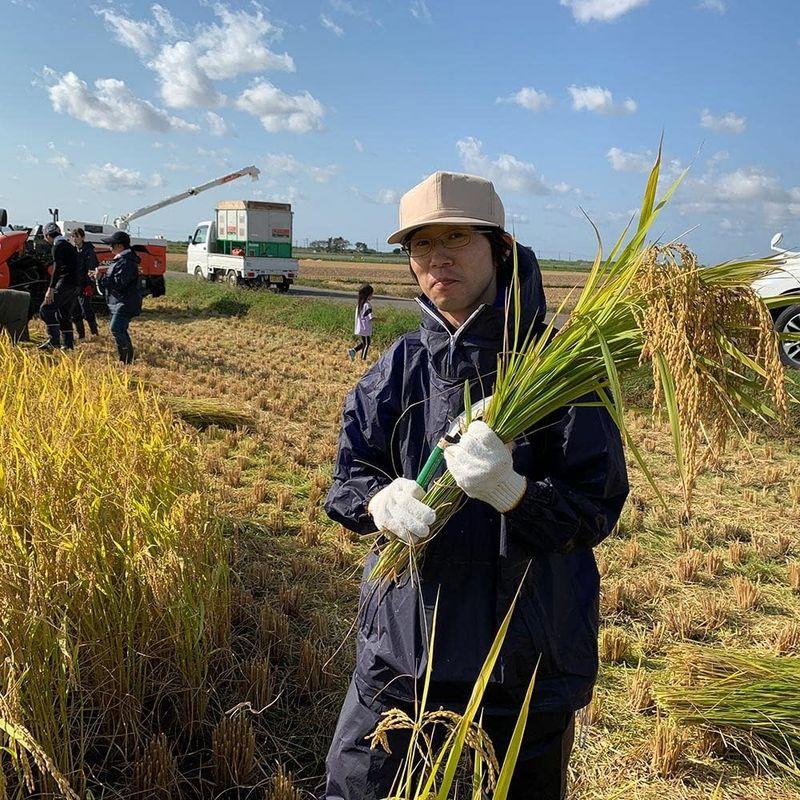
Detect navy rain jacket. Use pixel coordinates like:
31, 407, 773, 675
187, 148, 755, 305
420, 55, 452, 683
324, 244, 629, 713
100, 250, 142, 316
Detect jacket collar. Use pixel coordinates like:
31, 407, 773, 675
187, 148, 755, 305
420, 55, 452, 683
416, 243, 547, 383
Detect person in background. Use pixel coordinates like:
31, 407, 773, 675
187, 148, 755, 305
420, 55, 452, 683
39, 221, 79, 351
70, 228, 99, 339
94, 230, 141, 364
348, 284, 374, 361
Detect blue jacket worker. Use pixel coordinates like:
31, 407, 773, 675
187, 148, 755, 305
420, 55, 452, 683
322, 171, 629, 800
98, 230, 142, 364
39, 221, 79, 350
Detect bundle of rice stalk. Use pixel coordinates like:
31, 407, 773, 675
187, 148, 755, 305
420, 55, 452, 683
655, 643, 800, 778
372, 580, 537, 800
371, 145, 796, 582
162, 395, 257, 429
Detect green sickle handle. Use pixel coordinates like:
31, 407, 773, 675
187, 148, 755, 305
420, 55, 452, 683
415, 440, 447, 490
415, 393, 494, 490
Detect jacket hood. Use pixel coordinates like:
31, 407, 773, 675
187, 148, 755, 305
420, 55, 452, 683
416, 243, 547, 383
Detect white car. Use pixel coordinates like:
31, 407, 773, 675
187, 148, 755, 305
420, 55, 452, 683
751, 233, 800, 369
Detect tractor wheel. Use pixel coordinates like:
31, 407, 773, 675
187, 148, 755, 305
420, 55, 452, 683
225, 270, 239, 288
774, 304, 800, 369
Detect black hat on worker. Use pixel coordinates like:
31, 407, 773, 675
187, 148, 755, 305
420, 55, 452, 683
101, 230, 131, 247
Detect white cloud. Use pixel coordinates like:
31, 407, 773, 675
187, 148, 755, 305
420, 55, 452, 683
150, 41, 224, 109
697, 0, 726, 12
236, 80, 325, 133
553, 181, 581, 195
410, 0, 432, 22
715, 167, 783, 202
206, 111, 230, 137
354, 139, 364, 152
508, 212, 530, 225
46, 142, 71, 171
568, 85, 637, 115
700, 108, 746, 134
496, 87, 552, 112
94, 4, 294, 110
151, 4, 184, 37
195, 6, 294, 81
560, 0, 649, 23
82, 163, 164, 194
94, 7, 156, 57
253, 185, 304, 204
350, 187, 399, 204
42, 68, 199, 132
321, 14, 344, 35
606, 146, 653, 173
17, 145, 38, 164
263, 153, 339, 183
456, 137, 551, 195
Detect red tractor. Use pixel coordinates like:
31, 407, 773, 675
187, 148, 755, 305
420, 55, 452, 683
0, 165, 259, 318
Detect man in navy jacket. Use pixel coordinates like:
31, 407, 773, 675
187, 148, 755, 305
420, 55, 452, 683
322, 172, 629, 800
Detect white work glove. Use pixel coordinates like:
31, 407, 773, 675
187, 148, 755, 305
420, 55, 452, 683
368, 478, 437, 544
443, 420, 527, 513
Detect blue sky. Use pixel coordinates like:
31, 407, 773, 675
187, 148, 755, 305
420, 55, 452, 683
2, 0, 798, 262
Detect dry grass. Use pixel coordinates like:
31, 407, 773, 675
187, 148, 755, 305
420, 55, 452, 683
11, 285, 799, 799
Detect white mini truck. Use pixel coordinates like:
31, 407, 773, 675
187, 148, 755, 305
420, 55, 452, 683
752, 233, 800, 369
187, 200, 299, 292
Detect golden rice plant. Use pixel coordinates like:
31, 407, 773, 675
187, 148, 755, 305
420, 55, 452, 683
130, 733, 179, 800
371, 584, 538, 800
0, 341, 230, 796
599, 626, 632, 664
265, 763, 302, 800
787, 561, 800, 592
628, 668, 654, 713
371, 146, 795, 581
212, 714, 256, 788
731, 576, 761, 611
650, 714, 685, 778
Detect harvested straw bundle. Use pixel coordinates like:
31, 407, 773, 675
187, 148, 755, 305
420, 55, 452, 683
655, 644, 800, 778
163, 395, 257, 429
371, 148, 794, 582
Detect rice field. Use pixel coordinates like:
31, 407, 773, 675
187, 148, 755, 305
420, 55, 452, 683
2, 279, 799, 799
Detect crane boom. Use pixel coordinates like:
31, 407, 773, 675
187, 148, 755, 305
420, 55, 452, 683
113, 165, 261, 230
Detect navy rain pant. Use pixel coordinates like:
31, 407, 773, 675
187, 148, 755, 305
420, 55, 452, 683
40, 285, 79, 348
323, 678, 575, 800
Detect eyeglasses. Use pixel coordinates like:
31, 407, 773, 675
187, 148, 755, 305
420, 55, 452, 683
403, 227, 491, 258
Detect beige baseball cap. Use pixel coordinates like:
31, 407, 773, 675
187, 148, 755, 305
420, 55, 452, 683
387, 171, 505, 245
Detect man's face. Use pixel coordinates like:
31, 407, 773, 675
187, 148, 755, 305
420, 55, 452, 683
73, 233, 84, 246
111, 243, 125, 255
407, 225, 496, 324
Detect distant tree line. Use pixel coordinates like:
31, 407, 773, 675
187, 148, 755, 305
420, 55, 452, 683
308, 237, 399, 255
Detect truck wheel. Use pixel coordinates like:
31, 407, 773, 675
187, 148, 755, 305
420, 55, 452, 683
194, 266, 204, 281
774, 304, 800, 369
225, 270, 239, 288
277, 281, 290, 293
